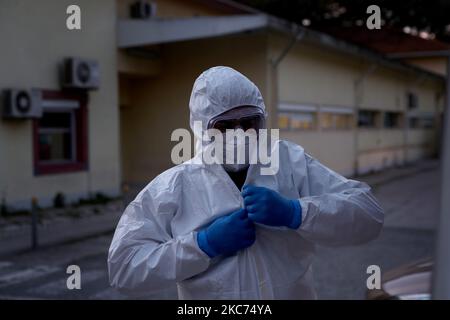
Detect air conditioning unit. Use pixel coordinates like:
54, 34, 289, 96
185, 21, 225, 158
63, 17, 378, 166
2, 89, 42, 119
61, 57, 99, 90
130, 1, 156, 19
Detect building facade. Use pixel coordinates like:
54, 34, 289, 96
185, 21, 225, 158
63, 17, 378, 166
0, 0, 121, 209
0, 0, 445, 210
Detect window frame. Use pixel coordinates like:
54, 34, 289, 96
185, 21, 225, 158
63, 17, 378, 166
277, 111, 318, 131
33, 90, 88, 175
277, 102, 319, 131
407, 92, 418, 110
383, 111, 404, 129
319, 110, 354, 131
357, 109, 381, 129
37, 108, 77, 164
408, 114, 435, 129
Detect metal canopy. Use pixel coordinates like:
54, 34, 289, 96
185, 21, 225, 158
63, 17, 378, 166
118, 14, 268, 48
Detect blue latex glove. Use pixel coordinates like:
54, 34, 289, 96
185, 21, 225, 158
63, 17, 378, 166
197, 208, 256, 258
242, 185, 302, 229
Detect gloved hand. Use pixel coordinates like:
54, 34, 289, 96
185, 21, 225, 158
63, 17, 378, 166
242, 185, 302, 229
197, 208, 256, 258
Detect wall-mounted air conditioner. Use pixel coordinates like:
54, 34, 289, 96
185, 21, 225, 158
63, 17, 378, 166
2, 88, 42, 119
61, 57, 99, 90
130, 1, 157, 19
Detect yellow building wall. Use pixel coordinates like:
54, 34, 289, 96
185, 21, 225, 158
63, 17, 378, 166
360, 67, 406, 111
356, 129, 406, 174
358, 129, 404, 151
269, 34, 359, 175
275, 40, 361, 108
414, 79, 441, 113
0, 0, 121, 208
281, 130, 356, 176
268, 32, 443, 176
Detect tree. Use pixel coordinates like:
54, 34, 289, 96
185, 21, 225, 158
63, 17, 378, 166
237, 0, 450, 42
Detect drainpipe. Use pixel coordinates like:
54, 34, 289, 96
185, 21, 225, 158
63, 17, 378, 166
353, 64, 377, 175
267, 27, 305, 129
432, 55, 450, 299
270, 27, 305, 67
406, 74, 427, 164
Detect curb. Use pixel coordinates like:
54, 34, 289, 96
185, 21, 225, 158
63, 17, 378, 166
0, 210, 122, 258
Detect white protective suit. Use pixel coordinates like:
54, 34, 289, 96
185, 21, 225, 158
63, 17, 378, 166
108, 66, 384, 299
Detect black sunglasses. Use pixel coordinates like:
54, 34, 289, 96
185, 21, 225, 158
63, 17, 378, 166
210, 115, 264, 133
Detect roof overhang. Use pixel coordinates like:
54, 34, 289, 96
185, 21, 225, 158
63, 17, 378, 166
117, 14, 445, 81
387, 51, 450, 59
266, 16, 445, 81
118, 14, 269, 48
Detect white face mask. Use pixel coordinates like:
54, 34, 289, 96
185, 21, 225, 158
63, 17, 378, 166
222, 142, 250, 172
221, 131, 257, 172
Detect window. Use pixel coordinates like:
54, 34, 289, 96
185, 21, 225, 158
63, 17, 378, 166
278, 112, 317, 130
422, 118, 435, 129
407, 92, 418, 110
358, 110, 379, 128
38, 111, 75, 162
409, 116, 435, 129
278, 102, 318, 131
33, 90, 88, 175
320, 112, 353, 130
290, 112, 316, 130
277, 113, 290, 129
384, 112, 403, 129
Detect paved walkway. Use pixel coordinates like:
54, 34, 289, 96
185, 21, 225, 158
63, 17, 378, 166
0, 201, 124, 257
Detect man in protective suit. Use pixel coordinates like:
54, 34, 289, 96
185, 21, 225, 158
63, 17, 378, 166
108, 66, 384, 299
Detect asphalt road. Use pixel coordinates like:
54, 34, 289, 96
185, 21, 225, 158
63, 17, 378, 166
314, 166, 439, 299
0, 164, 440, 299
